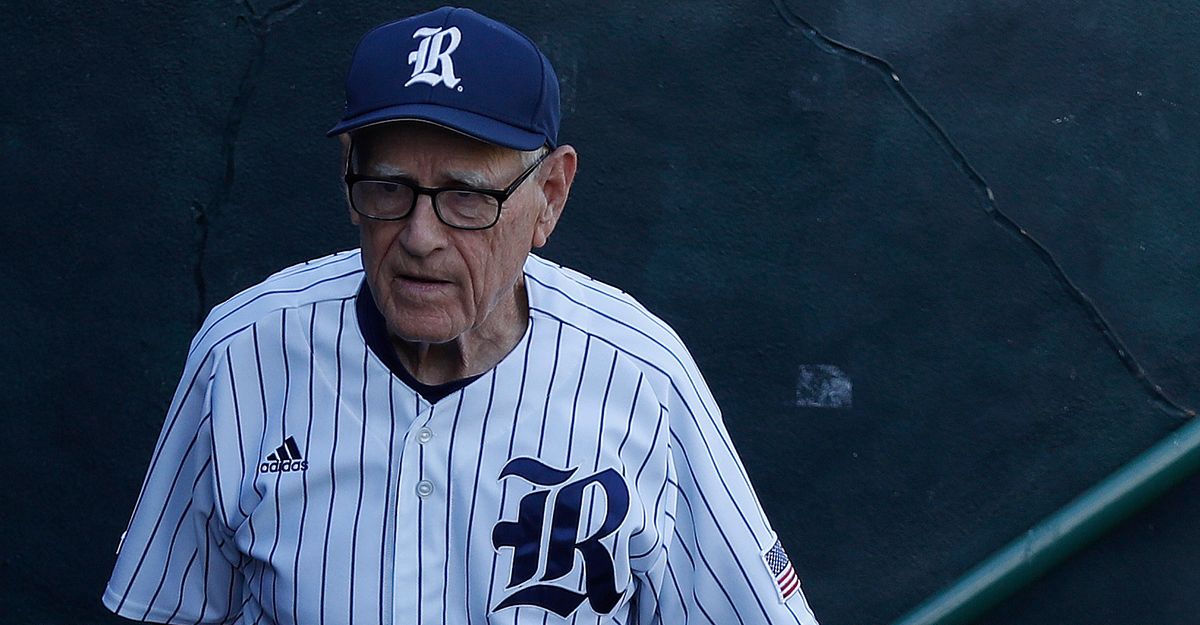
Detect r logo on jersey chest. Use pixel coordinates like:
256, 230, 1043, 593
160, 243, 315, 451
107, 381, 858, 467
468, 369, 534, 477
490, 457, 630, 617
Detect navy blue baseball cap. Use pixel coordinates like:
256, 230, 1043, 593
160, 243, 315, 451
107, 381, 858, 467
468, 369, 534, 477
327, 6, 560, 151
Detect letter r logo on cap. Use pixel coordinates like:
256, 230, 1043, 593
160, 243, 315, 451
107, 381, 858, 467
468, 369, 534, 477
406, 26, 462, 89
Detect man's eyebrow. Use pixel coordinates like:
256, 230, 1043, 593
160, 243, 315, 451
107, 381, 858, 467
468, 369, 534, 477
362, 162, 408, 178
441, 169, 496, 189
362, 164, 496, 189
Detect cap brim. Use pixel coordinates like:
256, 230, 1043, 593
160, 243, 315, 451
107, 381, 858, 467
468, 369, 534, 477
326, 103, 548, 151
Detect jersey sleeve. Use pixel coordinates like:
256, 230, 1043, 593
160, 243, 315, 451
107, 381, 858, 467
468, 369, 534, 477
632, 370, 820, 625
103, 348, 245, 624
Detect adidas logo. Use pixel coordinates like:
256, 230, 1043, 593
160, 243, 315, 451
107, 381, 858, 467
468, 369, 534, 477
259, 436, 309, 474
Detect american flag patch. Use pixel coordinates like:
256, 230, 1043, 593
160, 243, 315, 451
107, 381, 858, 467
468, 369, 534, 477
762, 538, 800, 603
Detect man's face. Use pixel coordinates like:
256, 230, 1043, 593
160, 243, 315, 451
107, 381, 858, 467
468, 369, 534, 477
349, 122, 569, 346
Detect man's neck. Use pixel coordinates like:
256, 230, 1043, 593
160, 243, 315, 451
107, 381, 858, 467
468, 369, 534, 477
387, 279, 530, 386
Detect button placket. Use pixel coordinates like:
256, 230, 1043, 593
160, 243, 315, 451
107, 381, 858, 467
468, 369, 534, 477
393, 405, 436, 623
408, 418, 438, 499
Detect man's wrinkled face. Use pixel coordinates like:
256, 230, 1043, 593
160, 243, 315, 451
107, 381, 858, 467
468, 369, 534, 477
349, 122, 559, 346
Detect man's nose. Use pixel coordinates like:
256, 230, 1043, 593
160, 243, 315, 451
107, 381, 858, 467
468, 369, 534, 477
397, 193, 448, 256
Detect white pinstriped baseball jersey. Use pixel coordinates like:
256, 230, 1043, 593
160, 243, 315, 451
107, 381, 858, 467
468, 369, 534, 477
104, 249, 819, 625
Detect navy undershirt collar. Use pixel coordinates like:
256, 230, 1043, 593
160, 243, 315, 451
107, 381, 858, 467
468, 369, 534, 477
355, 280, 483, 403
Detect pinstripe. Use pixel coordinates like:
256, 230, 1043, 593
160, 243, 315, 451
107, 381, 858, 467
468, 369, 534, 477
633, 465, 672, 559
573, 348, 620, 622
628, 501, 650, 549
617, 375, 644, 458
379, 377, 397, 625
319, 299, 349, 625
251, 324, 269, 502
600, 355, 620, 625
465, 369, 500, 625
418, 406, 429, 625
163, 547, 200, 623
536, 322, 567, 625
567, 334, 593, 464
199, 506, 215, 625
625, 410, 663, 546
224, 541, 239, 620
224, 347, 262, 612
442, 389, 469, 623
293, 304, 317, 625
634, 407, 666, 491
231, 341, 266, 624
630, 470, 671, 562
486, 321, 537, 617
646, 563, 663, 625
564, 335, 593, 625
245, 327, 270, 609
537, 322, 565, 456
267, 309, 288, 625
596, 351, 618, 467
628, 459, 666, 555
349, 342, 370, 625
597, 353, 625, 625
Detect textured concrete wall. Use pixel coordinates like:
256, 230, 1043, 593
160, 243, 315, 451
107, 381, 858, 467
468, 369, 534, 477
2, 1, 1197, 623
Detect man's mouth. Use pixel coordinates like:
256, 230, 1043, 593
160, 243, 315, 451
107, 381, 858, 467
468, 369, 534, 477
399, 272, 449, 282
394, 273, 452, 292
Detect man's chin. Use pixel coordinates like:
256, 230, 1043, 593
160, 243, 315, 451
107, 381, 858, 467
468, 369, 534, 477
385, 318, 464, 346
378, 296, 464, 343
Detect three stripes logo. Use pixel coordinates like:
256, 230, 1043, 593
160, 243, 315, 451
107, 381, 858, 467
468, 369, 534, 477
259, 436, 308, 474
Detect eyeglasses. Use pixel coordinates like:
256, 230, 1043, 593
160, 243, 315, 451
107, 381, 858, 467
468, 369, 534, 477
343, 144, 549, 230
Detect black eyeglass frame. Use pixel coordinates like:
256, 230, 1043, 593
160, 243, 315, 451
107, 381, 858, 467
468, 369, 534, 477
343, 142, 551, 231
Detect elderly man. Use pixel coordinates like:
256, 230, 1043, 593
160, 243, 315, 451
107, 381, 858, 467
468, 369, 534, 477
104, 7, 818, 624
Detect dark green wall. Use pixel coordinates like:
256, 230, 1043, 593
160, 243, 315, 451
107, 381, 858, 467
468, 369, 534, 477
2, 2, 1198, 623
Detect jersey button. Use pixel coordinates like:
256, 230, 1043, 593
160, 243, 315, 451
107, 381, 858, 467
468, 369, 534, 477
416, 480, 434, 497
417, 427, 434, 444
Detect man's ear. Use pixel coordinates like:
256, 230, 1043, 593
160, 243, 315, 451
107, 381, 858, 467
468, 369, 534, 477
532, 145, 577, 248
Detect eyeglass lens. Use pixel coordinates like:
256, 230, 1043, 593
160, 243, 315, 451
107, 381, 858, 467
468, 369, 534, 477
350, 181, 500, 228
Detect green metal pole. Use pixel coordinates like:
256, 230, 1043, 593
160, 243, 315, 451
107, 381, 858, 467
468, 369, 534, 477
891, 416, 1200, 625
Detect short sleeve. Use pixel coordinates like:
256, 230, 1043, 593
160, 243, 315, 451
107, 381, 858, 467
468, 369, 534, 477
632, 376, 819, 625
103, 349, 245, 624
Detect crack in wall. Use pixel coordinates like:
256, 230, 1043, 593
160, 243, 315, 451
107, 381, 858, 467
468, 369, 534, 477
192, 0, 307, 327
771, 0, 1195, 419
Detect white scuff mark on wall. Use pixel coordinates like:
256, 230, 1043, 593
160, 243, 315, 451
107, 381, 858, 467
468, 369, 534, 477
795, 365, 852, 408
